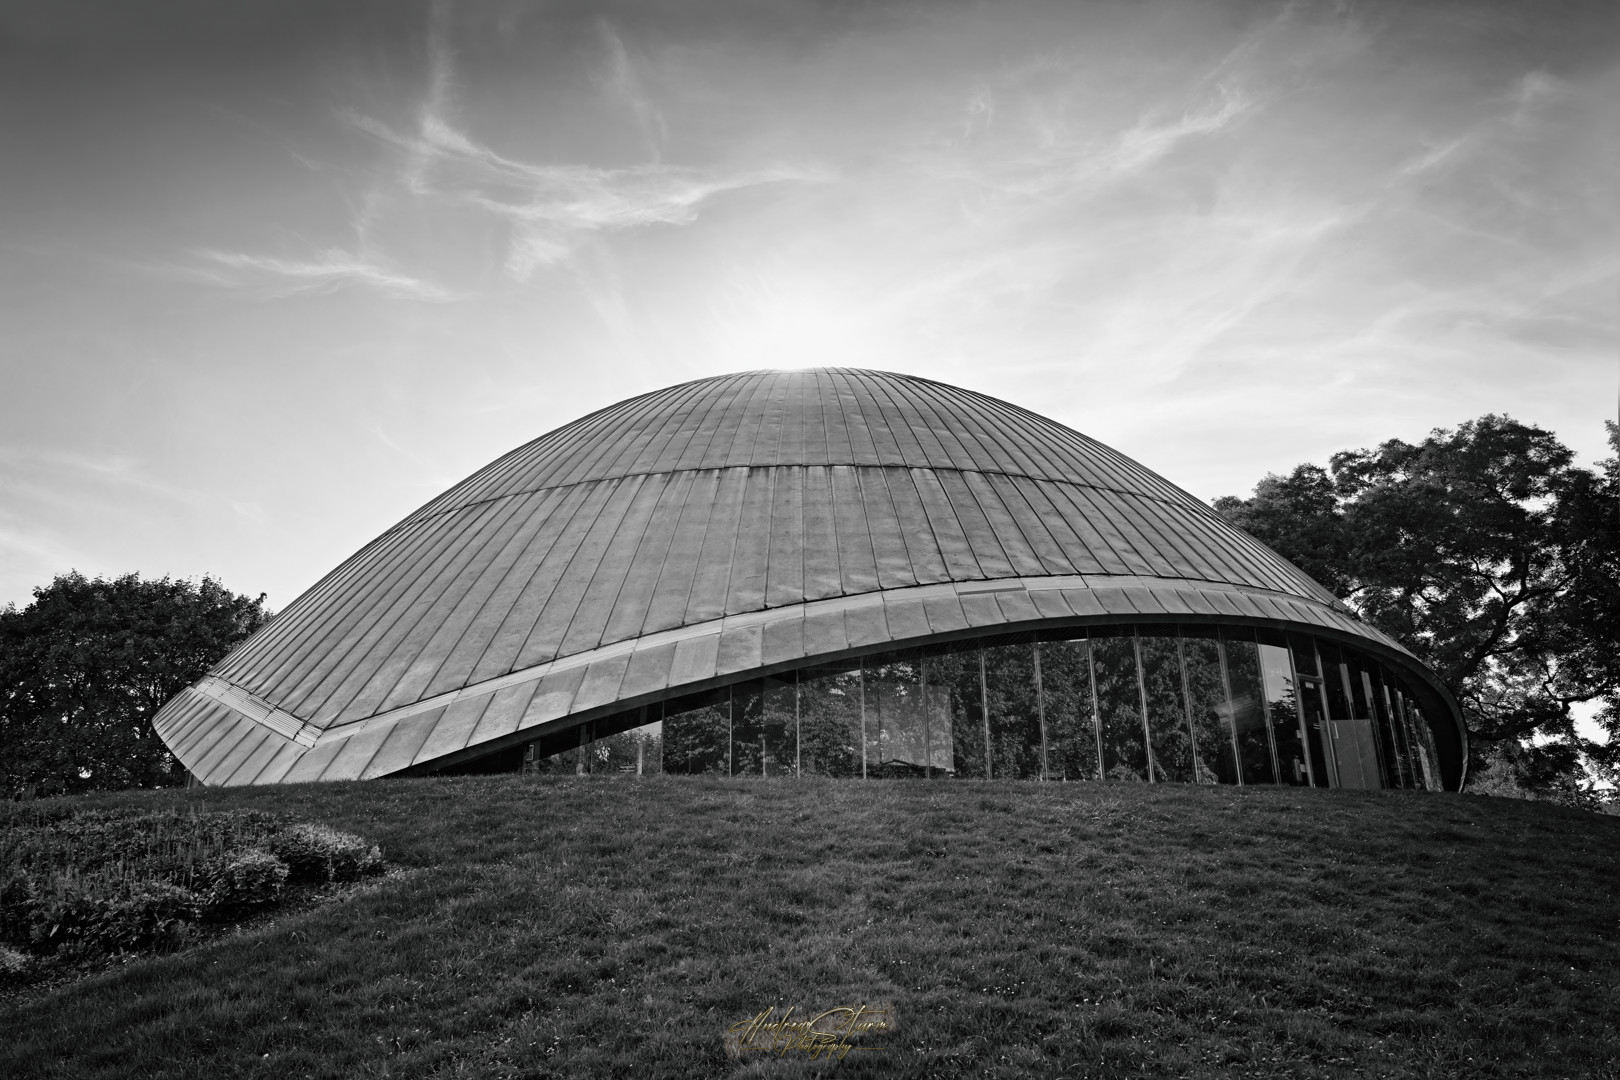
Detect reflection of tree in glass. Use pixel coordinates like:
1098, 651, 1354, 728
1042, 639, 1099, 781
527, 724, 664, 774
798, 669, 862, 777
760, 680, 796, 777
1182, 636, 1236, 784
1091, 634, 1147, 781
591, 728, 663, 774
1269, 685, 1310, 785
1139, 636, 1195, 783
730, 683, 770, 777
661, 701, 730, 775
984, 643, 1043, 779
865, 658, 922, 777
924, 651, 985, 778
864, 656, 954, 777
524, 744, 572, 774
1224, 640, 1275, 784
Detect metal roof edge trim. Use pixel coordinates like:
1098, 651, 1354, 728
311, 573, 1391, 745
193, 676, 320, 747
384, 598, 1463, 784
168, 572, 1436, 785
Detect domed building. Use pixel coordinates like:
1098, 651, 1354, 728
154, 369, 1465, 790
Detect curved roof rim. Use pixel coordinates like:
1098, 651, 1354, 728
168, 573, 1448, 786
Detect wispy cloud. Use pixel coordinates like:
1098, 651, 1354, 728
912, 68, 1256, 218
348, 108, 827, 280
333, 4, 830, 283
1397, 135, 1470, 177
181, 0, 824, 300
0, 446, 216, 509
1103, 82, 1255, 178
0, 514, 95, 610
193, 249, 459, 301
1393, 70, 1566, 181
480, 164, 828, 279
596, 18, 667, 158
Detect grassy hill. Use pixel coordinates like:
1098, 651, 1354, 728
3, 776, 1618, 1079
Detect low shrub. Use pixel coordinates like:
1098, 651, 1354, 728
0, 806, 382, 960
84, 881, 200, 954
0, 868, 30, 946
0, 944, 28, 985
268, 824, 384, 885
23, 877, 95, 955
20, 874, 211, 956
201, 849, 288, 917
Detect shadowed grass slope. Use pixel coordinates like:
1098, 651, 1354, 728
2, 778, 1617, 1079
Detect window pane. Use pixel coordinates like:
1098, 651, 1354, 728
1403, 691, 1441, 791
730, 680, 766, 777
923, 648, 985, 778
1139, 633, 1195, 783
1319, 642, 1352, 721
984, 639, 1044, 780
1424, 709, 1444, 790
1318, 642, 1371, 789
609, 722, 657, 773
764, 674, 796, 777
1041, 636, 1100, 781
1346, 653, 1371, 717
1181, 629, 1238, 785
524, 729, 587, 775
1363, 666, 1405, 788
1389, 686, 1416, 788
1091, 628, 1148, 781
1296, 679, 1333, 787
585, 720, 664, 775
1338, 652, 1388, 789
1290, 634, 1320, 678
661, 688, 730, 775
1377, 669, 1418, 789
1259, 641, 1311, 786
1222, 634, 1277, 785
1289, 636, 1334, 788
1419, 701, 1445, 791
921, 655, 956, 777
865, 652, 949, 777
630, 723, 665, 774
798, 663, 863, 778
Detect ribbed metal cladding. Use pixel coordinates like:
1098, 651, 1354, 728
155, 369, 1461, 786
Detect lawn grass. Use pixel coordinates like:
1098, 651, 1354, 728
3, 776, 1617, 1079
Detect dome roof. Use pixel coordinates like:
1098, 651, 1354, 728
155, 369, 1440, 786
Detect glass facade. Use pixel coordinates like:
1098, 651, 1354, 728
554, 625, 1447, 791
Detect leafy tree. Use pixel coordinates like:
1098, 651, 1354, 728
1214, 416, 1619, 802
0, 572, 271, 795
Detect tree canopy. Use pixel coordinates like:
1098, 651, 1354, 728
0, 572, 271, 795
1215, 416, 1619, 803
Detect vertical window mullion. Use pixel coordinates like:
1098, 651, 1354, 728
1034, 642, 1049, 781
1133, 629, 1154, 783
1215, 636, 1243, 786
858, 658, 867, 780
922, 658, 933, 779
979, 650, 992, 779
1086, 632, 1103, 782
1175, 634, 1200, 782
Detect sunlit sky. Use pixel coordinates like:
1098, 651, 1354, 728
2, 0, 1616, 613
